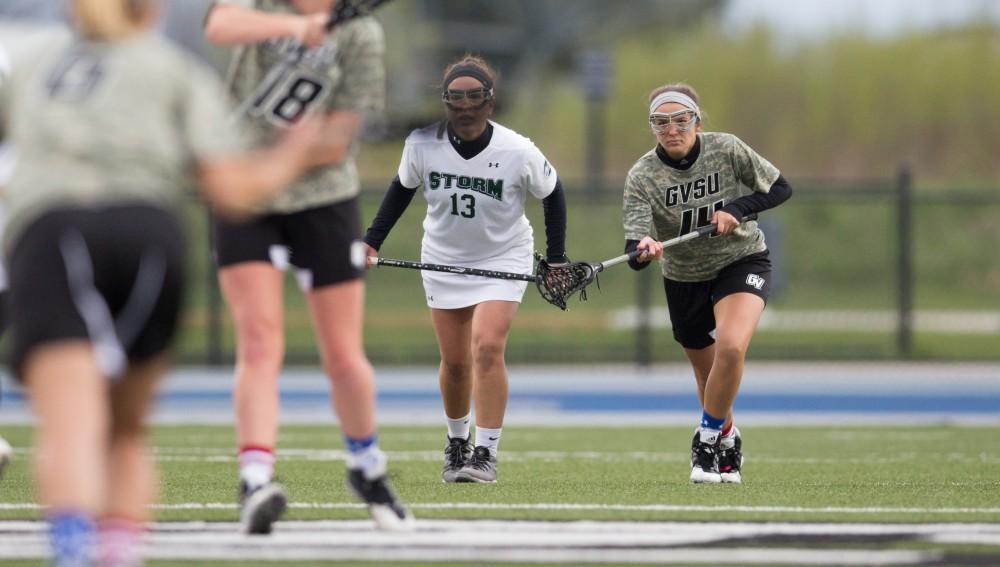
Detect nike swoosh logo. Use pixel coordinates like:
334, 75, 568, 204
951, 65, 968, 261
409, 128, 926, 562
488, 436, 499, 441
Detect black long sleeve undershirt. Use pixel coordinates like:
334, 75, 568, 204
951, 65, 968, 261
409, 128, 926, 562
720, 174, 793, 220
542, 180, 568, 263
623, 175, 793, 271
624, 239, 650, 271
363, 175, 416, 251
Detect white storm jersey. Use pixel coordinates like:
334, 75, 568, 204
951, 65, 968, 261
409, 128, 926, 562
398, 121, 558, 264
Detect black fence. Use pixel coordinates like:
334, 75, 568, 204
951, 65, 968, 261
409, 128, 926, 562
179, 166, 999, 366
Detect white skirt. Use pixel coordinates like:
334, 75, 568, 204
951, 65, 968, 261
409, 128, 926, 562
420, 248, 532, 309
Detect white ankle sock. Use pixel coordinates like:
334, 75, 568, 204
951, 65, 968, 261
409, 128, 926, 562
347, 445, 388, 481
698, 427, 721, 445
238, 449, 275, 490
721, 425, 740, 449
446, 413, 471, 440
475, 426, 502, 458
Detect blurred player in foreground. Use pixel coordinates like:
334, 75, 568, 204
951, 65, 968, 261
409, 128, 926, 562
623, 83, 792, 484
0, 43, 14, 480
204, 0, 412, 533
0, 0, 321, 564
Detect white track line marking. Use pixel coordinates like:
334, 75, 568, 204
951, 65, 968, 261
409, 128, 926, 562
0, 519, 972, 565
1, 501, 998, 515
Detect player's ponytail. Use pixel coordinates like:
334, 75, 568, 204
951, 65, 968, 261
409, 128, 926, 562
74, 0, 154, 40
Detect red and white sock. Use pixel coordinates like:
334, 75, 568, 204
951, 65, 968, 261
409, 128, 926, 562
721, 423, 740, 450
238, 446, 275, 490
99, 517, 144, 567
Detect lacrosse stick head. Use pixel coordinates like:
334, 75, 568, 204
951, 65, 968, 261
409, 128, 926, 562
535, 255, 599, 311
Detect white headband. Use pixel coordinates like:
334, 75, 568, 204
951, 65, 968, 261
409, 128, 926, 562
648, 91, 700, 117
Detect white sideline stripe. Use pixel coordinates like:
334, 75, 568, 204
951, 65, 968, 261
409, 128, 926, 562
0, 542, 935, 565
1, 501, 998, 515
0, 519, 963, 564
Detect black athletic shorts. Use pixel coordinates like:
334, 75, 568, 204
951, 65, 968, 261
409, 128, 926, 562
213, 198, 365, 290
663, 251, 771, 350
7, 204, 186, 380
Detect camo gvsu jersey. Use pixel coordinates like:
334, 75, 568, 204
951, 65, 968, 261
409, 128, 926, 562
0, 32, 244, 253
623, 132, 780, 282
398, 122, 557, 269
219, 0, 385, 213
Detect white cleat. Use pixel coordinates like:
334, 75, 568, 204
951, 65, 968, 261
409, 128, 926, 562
0, 436, 11, 479
690, 465, 723, 484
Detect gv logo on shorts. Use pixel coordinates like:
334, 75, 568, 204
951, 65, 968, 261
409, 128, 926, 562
746, 274, 765, 290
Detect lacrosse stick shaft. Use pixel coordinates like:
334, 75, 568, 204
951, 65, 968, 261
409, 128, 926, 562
368, 256, 538, 283
232, 0, 390, 120
599, 213, 759, 271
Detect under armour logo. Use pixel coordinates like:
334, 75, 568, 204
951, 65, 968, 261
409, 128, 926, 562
746, 274, 765, 290
488, 162, 500, 168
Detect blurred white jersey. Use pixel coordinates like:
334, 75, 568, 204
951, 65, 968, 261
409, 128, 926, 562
397, 121, 557, 266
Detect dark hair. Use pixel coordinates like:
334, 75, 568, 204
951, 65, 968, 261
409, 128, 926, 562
442, 55, 500, 93
648, 83, 700, 106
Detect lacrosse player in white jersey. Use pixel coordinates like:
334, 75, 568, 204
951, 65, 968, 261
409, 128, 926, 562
624, 83, 793, 485
364, 55, 568, 483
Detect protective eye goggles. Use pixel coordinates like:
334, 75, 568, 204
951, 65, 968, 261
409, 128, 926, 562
442, 87, 494, 105
648, 109, 699, 134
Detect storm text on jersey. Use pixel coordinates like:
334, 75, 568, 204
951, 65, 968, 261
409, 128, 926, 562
428, 171, 504, 201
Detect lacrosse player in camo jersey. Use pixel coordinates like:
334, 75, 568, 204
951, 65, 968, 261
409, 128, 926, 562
204, 0, 414, 533
0, 43, 14, 481
363, 55, 569, 484
623, 83, 792, 485
0, 0, 325, 564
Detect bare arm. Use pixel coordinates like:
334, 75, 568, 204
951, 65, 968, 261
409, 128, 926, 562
204, 3, 329, 47
301, 110, 363, 168
197, 117, 321, 219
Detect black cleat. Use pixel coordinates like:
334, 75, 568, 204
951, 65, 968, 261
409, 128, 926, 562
690, 430, 722, 484
454, 446, 497, 483
442, 435, 473, 483
239, 480, 288, 535
347, 469, 415, 531
719, 429, 744, 484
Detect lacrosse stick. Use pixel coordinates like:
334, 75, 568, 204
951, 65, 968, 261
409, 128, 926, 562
366, 255, 582, 311
234, 0, 392, 120
367, 256, 537, 283
536, 213, 760, 308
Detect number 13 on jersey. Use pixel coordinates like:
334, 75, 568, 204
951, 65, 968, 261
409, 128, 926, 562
450, 193, 476, 218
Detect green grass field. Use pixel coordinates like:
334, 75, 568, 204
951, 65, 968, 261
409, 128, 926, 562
1, 424, 998, 565
1, 424, 997, 523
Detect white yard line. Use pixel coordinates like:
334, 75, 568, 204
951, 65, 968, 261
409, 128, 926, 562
1, 501, 998, 515
0, 519, 978, 565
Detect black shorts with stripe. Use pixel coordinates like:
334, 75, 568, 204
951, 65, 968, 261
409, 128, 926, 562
663, 251, 771, 350
7, 204, 186, 380
212, 197, 365, 290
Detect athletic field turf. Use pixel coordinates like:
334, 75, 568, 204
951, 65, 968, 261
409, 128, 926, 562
0, 424, 998, 565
